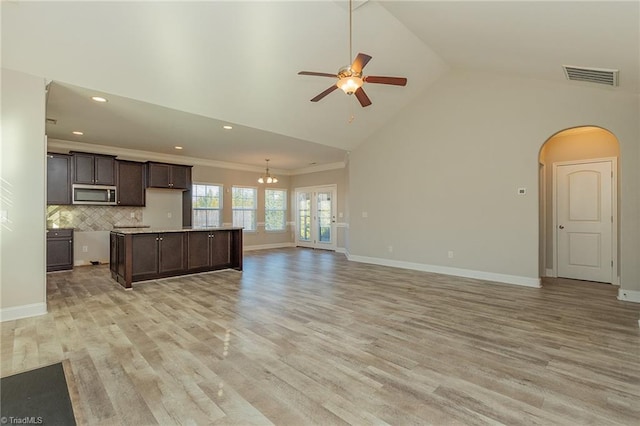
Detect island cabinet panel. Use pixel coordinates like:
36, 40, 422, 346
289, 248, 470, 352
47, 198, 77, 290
111, 228, 242, 288
110, 233, 118, 275
187, 230, 236, 271
158, 233, 186, 274
211, 231, 231, 268
132, 234, 160, 279
187, 231, 210, 270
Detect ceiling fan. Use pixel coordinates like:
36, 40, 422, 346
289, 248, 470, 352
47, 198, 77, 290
298, 0, 407, 107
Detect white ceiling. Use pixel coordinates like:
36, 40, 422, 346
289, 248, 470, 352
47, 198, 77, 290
3, 1, 638, 172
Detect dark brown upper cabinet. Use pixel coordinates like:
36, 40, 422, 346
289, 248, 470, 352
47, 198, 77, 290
146, 162, 192, 190
116, 160, 146, 206
47, 153, 72, 205
72, 152, 116, 185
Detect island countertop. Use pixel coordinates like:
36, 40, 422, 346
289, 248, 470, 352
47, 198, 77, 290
111, 226, 243, 234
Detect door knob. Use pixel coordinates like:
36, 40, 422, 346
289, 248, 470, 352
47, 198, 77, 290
559, 225, 565, 229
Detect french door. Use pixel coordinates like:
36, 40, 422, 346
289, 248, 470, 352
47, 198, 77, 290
295, 185, 337, 250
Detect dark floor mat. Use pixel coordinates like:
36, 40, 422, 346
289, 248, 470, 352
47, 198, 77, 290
1, 362, 76, 426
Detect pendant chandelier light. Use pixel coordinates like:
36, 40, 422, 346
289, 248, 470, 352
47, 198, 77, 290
258, 159, 278, 184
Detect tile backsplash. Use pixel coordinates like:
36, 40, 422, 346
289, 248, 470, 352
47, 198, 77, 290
47, 205, 143, 231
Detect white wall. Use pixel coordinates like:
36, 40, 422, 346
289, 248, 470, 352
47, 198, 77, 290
1, 68, 47, 320
349, 70, 640, 292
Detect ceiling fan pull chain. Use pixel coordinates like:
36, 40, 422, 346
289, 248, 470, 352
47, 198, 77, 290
348, 100, 355, 124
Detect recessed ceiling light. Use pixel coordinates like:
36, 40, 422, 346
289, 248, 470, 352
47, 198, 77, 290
72, 131, 84, 135
91, 96, 108, 103
174, 146, 183, 150
223, 125, 233, 130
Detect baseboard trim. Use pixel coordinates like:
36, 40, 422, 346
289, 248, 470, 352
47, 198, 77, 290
0, 302, 47, 322
617, 288, 640, 303
346, 254, 541, 288
335, 247, 347, 254
244, 243, 296, 252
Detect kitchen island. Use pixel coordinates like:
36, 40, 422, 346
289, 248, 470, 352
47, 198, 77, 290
110, 227, 243, 289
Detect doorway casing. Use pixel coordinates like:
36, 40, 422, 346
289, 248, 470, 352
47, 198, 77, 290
538, 126, 620, 286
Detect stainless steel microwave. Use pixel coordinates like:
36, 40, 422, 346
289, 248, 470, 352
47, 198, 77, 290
72, 184, 117, 205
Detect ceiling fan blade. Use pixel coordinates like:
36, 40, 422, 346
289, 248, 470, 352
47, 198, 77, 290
351, 53, 372, 74
298, 71, 338, 78
310, 85, 339, 102
364, 76, 408, 86
354, 87, 372, 107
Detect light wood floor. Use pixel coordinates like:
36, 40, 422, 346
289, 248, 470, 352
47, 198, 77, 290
2, 248, 639, 425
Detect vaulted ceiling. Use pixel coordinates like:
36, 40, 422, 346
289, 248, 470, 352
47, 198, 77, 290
2, 1, 638, 172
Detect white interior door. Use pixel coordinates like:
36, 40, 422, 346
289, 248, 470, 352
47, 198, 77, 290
295, 186, 336, 250
556, 160, 614, 283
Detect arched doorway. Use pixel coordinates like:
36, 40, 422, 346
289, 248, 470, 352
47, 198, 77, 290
539, 126, 620, 285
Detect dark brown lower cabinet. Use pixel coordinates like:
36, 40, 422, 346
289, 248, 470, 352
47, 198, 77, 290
47, 229, 74, 272
110, 228, 242, 289
131, 233, 186, 281
187, 230, 235, 271
131, 234, 160, 279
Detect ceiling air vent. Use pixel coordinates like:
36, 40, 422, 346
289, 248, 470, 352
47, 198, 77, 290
563, 65, 619, 87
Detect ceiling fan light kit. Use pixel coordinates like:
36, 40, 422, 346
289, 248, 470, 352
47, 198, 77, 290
337, 66, 363, 94
298, 0, 407, 107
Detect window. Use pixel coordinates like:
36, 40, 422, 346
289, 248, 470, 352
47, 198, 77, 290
192, 184, 222, 228
232, 186, 257, 231
265, 189, 287, 231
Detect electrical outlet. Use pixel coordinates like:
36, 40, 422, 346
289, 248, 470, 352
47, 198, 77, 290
167, 212, 172, 218
448, 250, 454, 259
388, 246, 393, 253
82, 245, 88, 253
362, 211, 368, 218
130, 212, 135, 218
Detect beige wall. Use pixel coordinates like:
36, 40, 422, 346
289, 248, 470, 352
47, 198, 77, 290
349, 69, 639, 292
1, 69, 47, 319
539, 128, 620, 273
143, 188, 184, 229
